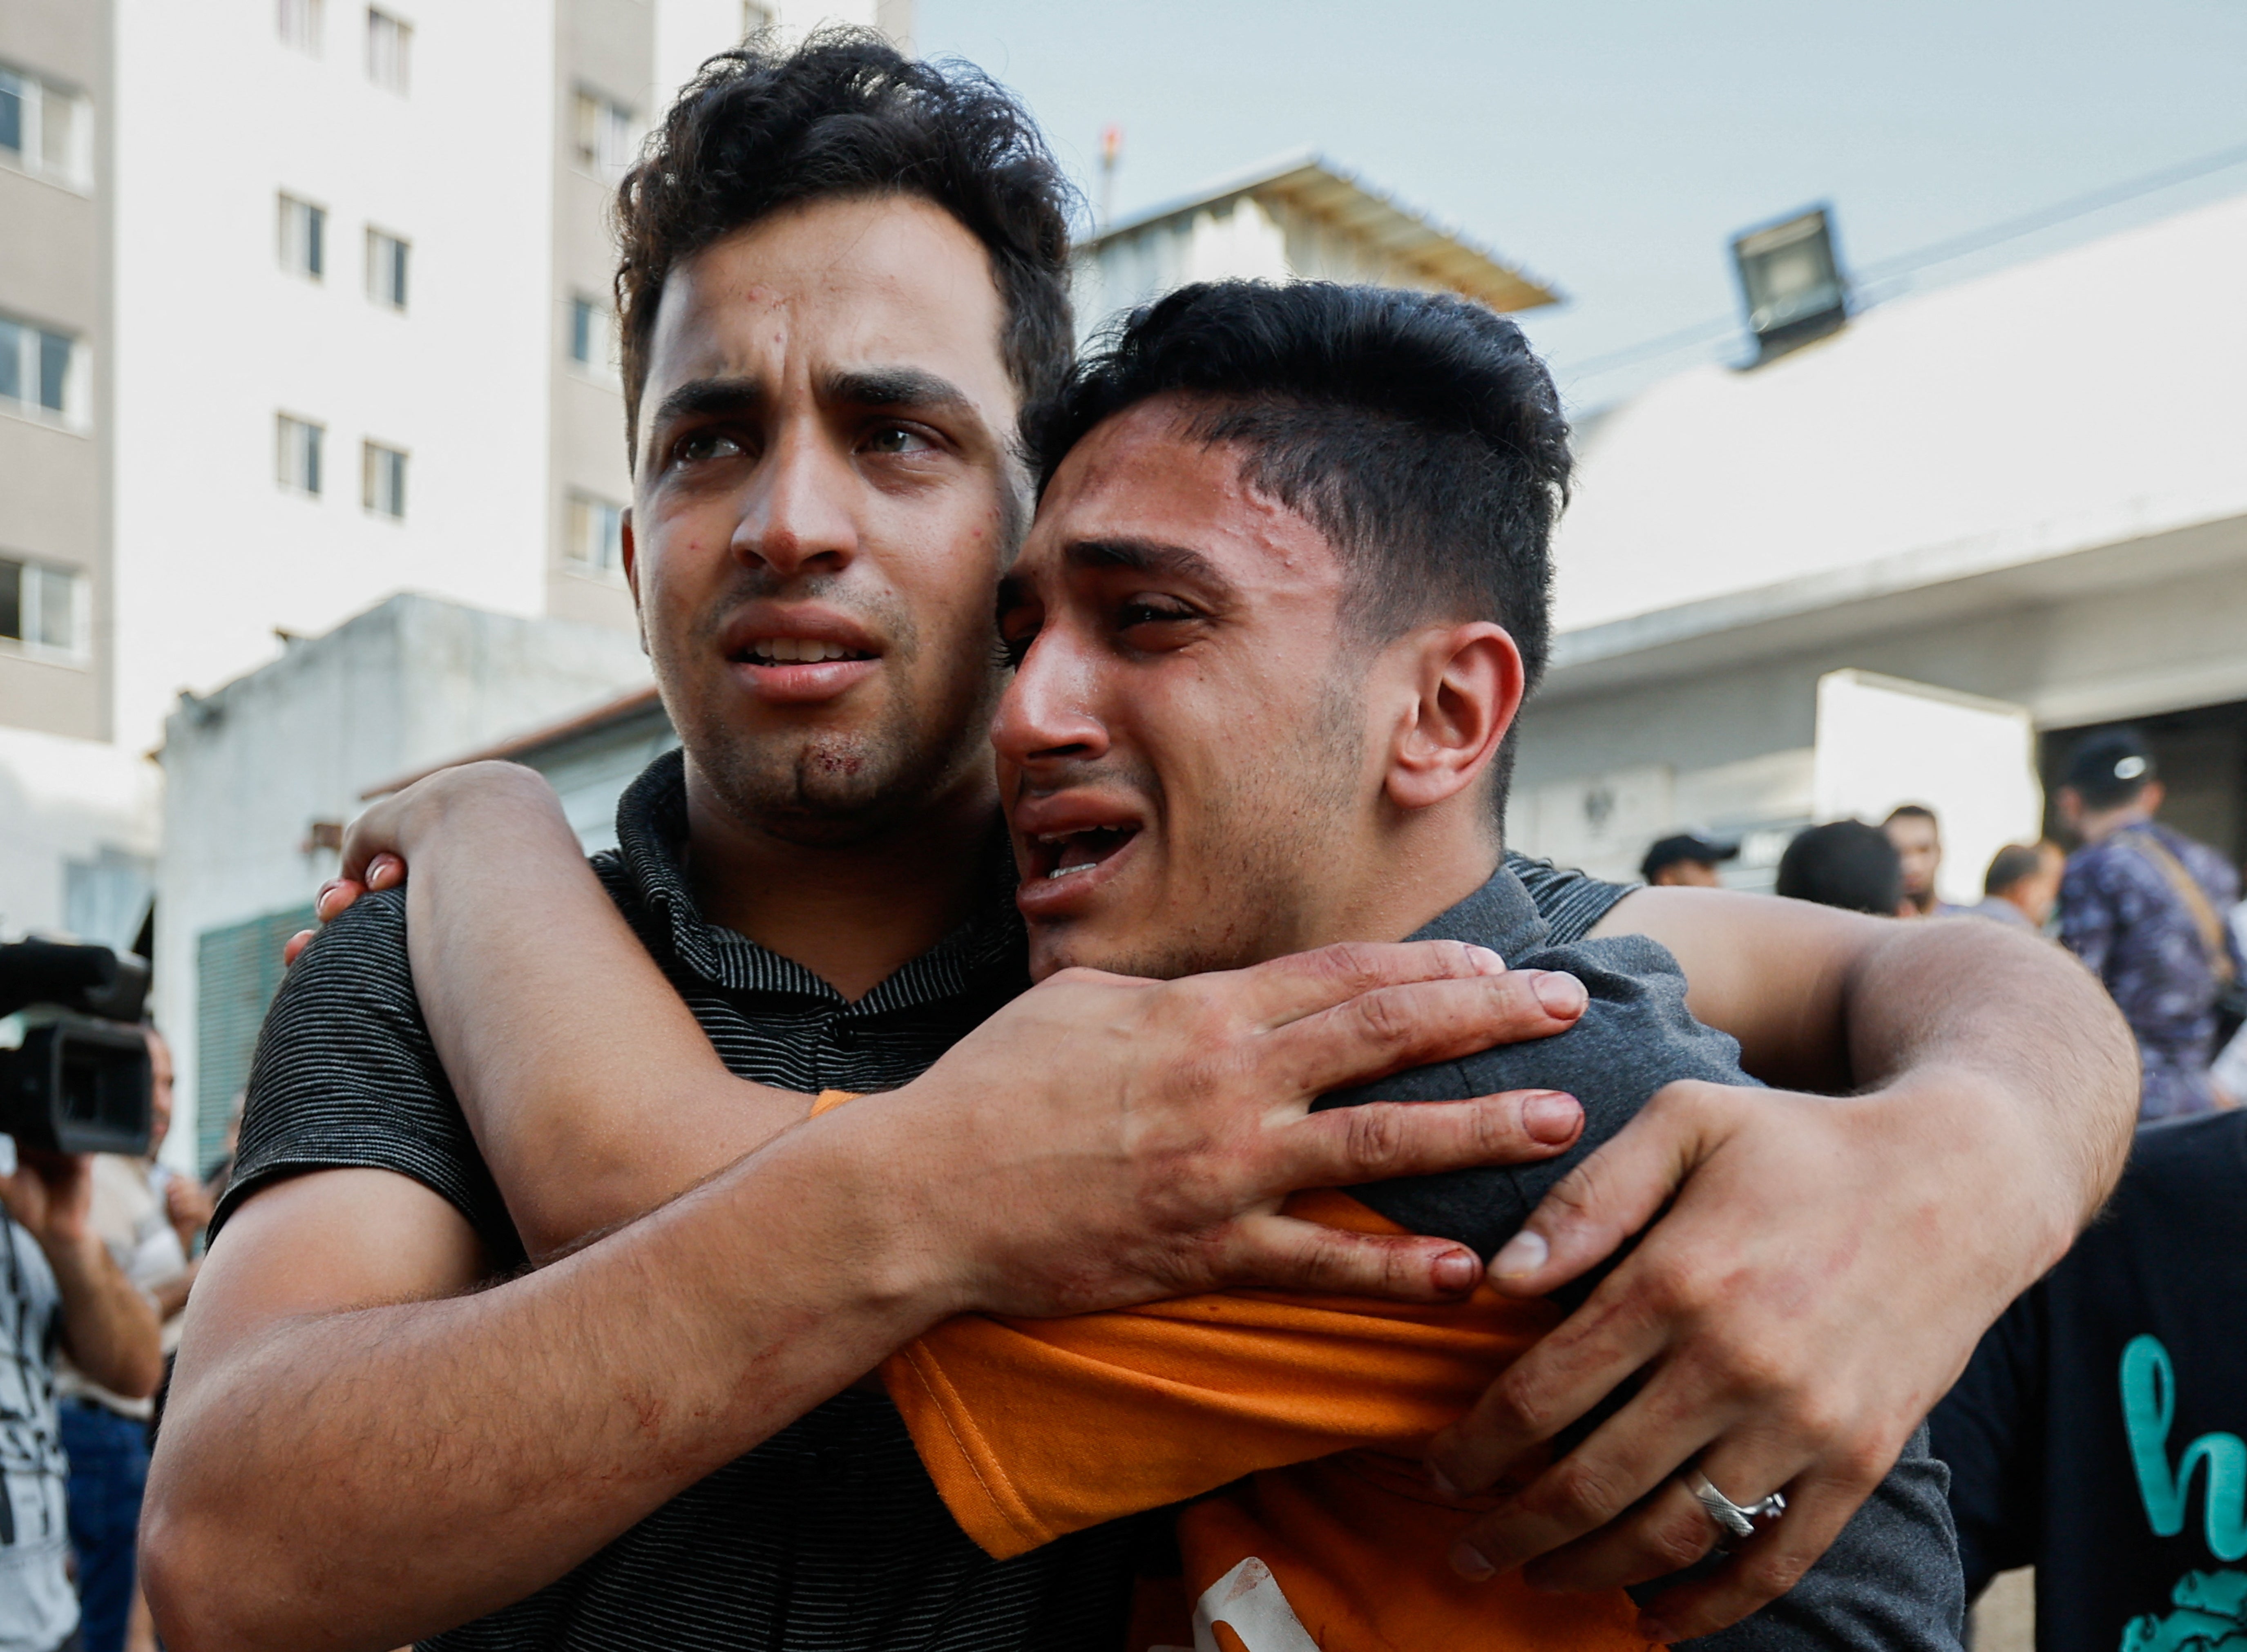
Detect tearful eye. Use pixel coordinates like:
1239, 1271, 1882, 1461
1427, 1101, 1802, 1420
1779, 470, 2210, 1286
863, 424, 934, 456
1119, 599, 1195, 629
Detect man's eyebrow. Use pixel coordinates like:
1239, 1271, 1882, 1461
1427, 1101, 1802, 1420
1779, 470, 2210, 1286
646, 375, 764, 434
1066, 537, 1235, 594
823, 366, 977, 420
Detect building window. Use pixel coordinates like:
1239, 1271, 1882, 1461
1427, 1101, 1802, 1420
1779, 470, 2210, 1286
573, 90, 637, 183
278, 194, 326, 280
567, 293, 619, 384
362, 441, 407, 518
566, 492, 627, 578
0, 313, 83, 428
277, 0, 324, 54
0, 554, 87, 657
366, 228, 409, 309
276, 413, 324, 496
366, 8, 411, 94
0, 63, 93, 191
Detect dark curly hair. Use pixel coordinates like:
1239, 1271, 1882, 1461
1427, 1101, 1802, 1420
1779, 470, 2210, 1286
614, 30, 1076, 460
1028, 280, 1572, 814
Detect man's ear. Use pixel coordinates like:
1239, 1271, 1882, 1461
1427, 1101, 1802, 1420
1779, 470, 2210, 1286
1383, 623, 1526, 814
621, 509, 650, 658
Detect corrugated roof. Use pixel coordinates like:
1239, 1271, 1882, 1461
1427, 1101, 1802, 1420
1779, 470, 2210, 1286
1085, 150, 1560, 314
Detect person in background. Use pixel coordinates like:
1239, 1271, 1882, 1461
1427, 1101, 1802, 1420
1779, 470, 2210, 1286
0, 1125, 164, 1652
1883, 805, 1961, 917
2057, 728, 2243, 1120
1932, 1107, 2247, 1650
1776, 821, 1906, 916
1973, 842, 2065, 931
1639, 833, 1736, 889
56, 1030, 199, 1652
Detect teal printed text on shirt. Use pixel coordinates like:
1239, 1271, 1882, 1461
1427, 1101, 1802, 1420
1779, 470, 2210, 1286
2123, 1334, 2247, 1560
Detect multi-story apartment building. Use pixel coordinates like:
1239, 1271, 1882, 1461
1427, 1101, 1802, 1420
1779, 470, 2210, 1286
0, 0, 899, 949
112, 0, 897, 755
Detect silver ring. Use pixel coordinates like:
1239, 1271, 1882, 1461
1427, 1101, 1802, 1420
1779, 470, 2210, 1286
1684, 1469, 1786, 1545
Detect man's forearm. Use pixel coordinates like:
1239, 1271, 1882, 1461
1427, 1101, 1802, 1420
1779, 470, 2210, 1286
1840, 914, 2136, 1239
398, 770, 804, 1260
146, 1116, 947, 1652
44, 1230, 163, 1400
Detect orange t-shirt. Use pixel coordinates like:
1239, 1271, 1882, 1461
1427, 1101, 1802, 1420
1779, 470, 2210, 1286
812, 1092, 1647, 1651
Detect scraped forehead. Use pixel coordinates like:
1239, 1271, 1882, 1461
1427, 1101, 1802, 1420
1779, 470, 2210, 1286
1028, 398, 1346, 592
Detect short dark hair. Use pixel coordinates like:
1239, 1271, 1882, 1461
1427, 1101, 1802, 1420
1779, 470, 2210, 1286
1984, 842, 2046, 897
614, 30, 1076, 459
1776, 820, 1903, 915
1029, 279, 1572, 815
1883, 803, 1937, 830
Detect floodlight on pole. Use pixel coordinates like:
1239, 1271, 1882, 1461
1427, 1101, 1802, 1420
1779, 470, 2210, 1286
1732, 206, 1849, 365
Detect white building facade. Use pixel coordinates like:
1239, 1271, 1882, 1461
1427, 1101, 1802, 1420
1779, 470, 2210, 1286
1510, 189, 2247, 900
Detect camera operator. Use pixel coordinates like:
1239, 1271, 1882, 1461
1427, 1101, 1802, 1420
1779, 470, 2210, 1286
0, 1126, 162, 1652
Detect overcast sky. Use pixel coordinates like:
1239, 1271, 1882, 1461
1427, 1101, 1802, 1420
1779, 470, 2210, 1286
916, 0, 2247, 411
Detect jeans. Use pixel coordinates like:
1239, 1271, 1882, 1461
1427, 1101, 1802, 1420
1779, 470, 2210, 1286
59, 1400, 148, 1652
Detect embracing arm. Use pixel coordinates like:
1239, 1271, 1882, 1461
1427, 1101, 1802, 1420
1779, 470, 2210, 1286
1427, 889, 2136, 1639
326, 763, 1588, 1262
144, 1130, 946, 1652
1619, 885, 2129, 1227
369, 765, 805, 1260
144, 928, 1593, 1652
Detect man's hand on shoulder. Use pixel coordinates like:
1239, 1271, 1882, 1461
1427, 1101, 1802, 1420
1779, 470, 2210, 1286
1422, 882, 2134, 1639
871, 939, 1594, 1316
283, 760, 561, 967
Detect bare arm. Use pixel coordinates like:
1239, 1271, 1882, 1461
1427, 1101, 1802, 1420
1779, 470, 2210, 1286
377, 766, 798, 1259
144, 934, 1597, 1652
0, 1152, 164, 1400
1430, 889, 2137, 1639
331, 763, 1587, 1261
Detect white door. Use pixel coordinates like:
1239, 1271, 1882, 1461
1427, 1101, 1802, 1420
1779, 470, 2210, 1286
1811, 670, 2044, 909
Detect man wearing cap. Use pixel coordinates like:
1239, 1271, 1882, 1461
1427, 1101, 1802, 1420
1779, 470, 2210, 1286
2056, 728, 2244, 1119
1639, 833, 1736, 889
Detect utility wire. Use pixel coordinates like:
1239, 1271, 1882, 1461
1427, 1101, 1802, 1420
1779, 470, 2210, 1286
1553, 136, 2247, 385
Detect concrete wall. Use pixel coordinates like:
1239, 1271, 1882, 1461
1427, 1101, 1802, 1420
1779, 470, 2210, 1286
1512, 534, 2247, 886
153, 592, 651, 1168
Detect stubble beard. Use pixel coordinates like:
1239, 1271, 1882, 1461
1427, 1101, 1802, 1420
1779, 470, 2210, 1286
666, 581, 1003, 849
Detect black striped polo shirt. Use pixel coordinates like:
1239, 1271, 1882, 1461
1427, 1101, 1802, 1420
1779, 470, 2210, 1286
214, 750, 1630, 1650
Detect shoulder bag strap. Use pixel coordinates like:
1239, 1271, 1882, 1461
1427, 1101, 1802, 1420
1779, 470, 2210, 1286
2117, 827, 2238, 988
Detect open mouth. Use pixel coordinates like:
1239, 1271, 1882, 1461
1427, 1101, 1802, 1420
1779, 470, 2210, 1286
1028, 825, 1141, 881
728, 638, 877, 666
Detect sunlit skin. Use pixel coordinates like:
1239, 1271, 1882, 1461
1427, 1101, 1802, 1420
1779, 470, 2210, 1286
1884, 812, 1942, 913
623, 194, 1025, 993
993, 396, 1526, 982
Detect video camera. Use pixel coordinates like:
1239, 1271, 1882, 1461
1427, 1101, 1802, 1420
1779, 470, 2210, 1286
0, 939, 155, 1156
